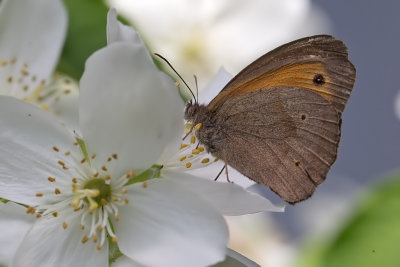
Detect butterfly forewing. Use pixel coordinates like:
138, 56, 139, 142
208, 35, 355, 113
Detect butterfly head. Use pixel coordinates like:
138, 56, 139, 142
184, 100, 199, 121
184, 100, 209, 124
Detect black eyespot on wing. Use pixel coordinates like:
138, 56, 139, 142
313, 74, 325, 85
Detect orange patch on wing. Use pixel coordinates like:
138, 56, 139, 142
209, 63, 334, 109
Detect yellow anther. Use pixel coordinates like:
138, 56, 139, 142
81, 236, 89, 243
54, 188, 61, 195
186, 162, 192, 168
175, 81, 180, 87
121, 188, 127, 194
180, 144, 189, 150
142, 182, 147, 188
190, 135, 196, 144
80, 158, 86, 164
101, 166, 108, 171
125, 170, 136, 178
7, 76, 12, 83
201, 158, 210, 164
62, 222, 68, 229
111, 237, 118, 243
180, 156, 187, 162
107, 157, 112, 162
48, 177, 56, 182
192, 149, 200, 154
97, 225, 103, 232
1, 60, 7, 66
91, 154, 96, 159
93, 234, 98, 242
23, 85, 29, 91
57, 160, 65, 167
105, 174, 111, 180
93, 172, 99, 178
36, 213, 41, 218
36, 193, 43, 197
72, 178, 77, 183
97, 245, 102, 250
194, 123, 202, 131
112, 154, 118, 159
64, 151, 71, 156
124, 198, 129, 204
214, 158, 219, 162
26, 206, 35, 214
198, 147, 205, 152
52, 212, 58, 217
52, 146, 59, 152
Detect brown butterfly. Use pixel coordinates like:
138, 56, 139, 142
183, 35, 356, 204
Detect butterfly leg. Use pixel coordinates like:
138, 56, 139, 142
224, 163, 232, 183
214, 165, 226, 181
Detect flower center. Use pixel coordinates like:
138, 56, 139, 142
27, 140, 138, 251
84, 178, 111, 206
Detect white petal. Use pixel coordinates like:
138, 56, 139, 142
199, 67, 233, 104
115, 178, 228, 267
41, 75, 80, 132
0, 202, 35, 266
112, 256, 146, 267
163, 170, 284, 215
107, 8, 141, 45
79, 42, 184, 176
12, 210, 108, 267
0, 96, 76, 205
0, 0, 67, 98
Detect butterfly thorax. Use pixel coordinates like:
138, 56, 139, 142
184, 102, 224, 154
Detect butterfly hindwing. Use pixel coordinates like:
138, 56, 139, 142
204, 87, 341, 203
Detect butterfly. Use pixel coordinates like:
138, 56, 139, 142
184, 35, 356, 204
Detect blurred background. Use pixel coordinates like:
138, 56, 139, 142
57, 0, 400, 266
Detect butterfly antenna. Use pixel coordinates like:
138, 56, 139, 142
193, 74, 199, 103
154, 53, 197, 104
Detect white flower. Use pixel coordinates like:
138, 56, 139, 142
0, 9, 231, 267
107, 0, 330, 90
0, 0, 79, 128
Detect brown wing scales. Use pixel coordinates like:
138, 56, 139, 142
207, 87, 341, 203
